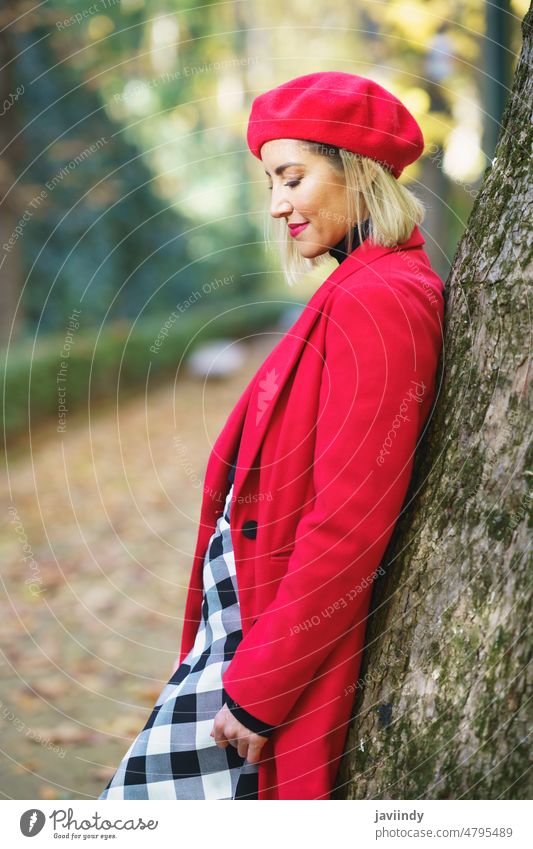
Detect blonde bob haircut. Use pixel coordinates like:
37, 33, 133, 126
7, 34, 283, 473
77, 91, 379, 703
263, 139, 425, 287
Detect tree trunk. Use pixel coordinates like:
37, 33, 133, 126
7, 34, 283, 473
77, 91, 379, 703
334, 4, 532, 800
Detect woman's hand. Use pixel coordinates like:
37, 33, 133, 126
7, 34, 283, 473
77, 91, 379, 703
210, 703, 269, 764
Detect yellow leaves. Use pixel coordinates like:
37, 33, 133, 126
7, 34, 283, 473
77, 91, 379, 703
87, 16, 115, 41
402, 86, 431, 116
378, 0, 441, 42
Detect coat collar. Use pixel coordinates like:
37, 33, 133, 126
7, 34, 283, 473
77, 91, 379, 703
208, 225, 426, 509
328, 217, 371, 264
325, 221, 425, 286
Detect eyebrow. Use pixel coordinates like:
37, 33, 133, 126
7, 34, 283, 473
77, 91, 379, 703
264, 161, 306, 177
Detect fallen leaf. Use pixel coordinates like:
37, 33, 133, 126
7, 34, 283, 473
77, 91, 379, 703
31, 723, 92, 744
39, 784, 59, 799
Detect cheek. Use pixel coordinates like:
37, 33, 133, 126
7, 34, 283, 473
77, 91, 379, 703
311, 182, 342, 221
297, 181, 326, 211
299, 188, 329, 225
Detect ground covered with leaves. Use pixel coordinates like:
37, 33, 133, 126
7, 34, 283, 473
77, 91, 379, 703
0, 345, 268, 799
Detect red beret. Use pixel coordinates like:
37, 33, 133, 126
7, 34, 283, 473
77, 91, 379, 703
246, 71, 424, 178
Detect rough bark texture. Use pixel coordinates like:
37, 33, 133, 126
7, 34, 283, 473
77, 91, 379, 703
333, 5, 532, 800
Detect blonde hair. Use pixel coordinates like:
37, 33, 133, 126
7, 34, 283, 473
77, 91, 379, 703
263, 140, 426, 286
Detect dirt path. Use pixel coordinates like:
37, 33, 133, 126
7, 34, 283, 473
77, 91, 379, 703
0, 340, 273, 800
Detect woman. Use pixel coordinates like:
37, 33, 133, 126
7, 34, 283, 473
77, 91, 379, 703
99, 71, 444, 801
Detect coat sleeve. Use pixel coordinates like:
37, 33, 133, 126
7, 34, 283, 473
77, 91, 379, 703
169, 657, 276, 736
221, 280, 440, 728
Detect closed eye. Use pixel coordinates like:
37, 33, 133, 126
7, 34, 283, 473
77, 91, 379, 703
267, 179, 301, 191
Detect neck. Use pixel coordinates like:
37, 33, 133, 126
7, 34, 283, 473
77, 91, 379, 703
328, 218, 371, 265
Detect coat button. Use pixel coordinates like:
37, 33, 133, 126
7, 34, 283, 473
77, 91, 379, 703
241, 519, 258, 540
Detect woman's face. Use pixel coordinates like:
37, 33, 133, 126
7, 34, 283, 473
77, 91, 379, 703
261, 138, 361, 258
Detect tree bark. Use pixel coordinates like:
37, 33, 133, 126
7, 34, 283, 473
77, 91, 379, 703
334, 4, 532, 800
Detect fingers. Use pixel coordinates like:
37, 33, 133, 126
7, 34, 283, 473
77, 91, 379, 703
236, 737, 249, 758
211, 711, 267, 764
246, 740, 262, 764
220, 723, 248, 758
212, 718, 241, 751
211, 720, 229, 749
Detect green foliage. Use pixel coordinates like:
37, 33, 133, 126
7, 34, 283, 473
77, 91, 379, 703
5, 0, 524, 379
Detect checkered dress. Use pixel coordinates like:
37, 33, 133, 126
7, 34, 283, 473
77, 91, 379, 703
98, 476, 259, 800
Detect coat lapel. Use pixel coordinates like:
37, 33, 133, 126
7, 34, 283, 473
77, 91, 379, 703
212, 225, 426, 505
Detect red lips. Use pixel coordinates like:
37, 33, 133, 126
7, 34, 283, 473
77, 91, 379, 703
288, 222, 309, 237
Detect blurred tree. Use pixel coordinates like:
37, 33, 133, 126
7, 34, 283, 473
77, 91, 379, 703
1, 0, 526, 343
334, 3, 531, 800
0, 0, 27, 344
483, 0, 515, 161
1, 0, 193, 340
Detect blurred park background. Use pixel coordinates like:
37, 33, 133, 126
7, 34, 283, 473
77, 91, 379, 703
0, 0, 527, 799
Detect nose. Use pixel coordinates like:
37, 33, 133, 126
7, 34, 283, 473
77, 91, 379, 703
269, 185, 293, 219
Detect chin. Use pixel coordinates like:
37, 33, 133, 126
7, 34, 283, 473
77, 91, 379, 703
295, 240, 328, 259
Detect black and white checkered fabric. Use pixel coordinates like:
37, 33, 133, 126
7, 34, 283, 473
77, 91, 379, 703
98, 480, 259, 800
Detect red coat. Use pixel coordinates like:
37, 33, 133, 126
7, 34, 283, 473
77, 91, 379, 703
178, 225, 444, 799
